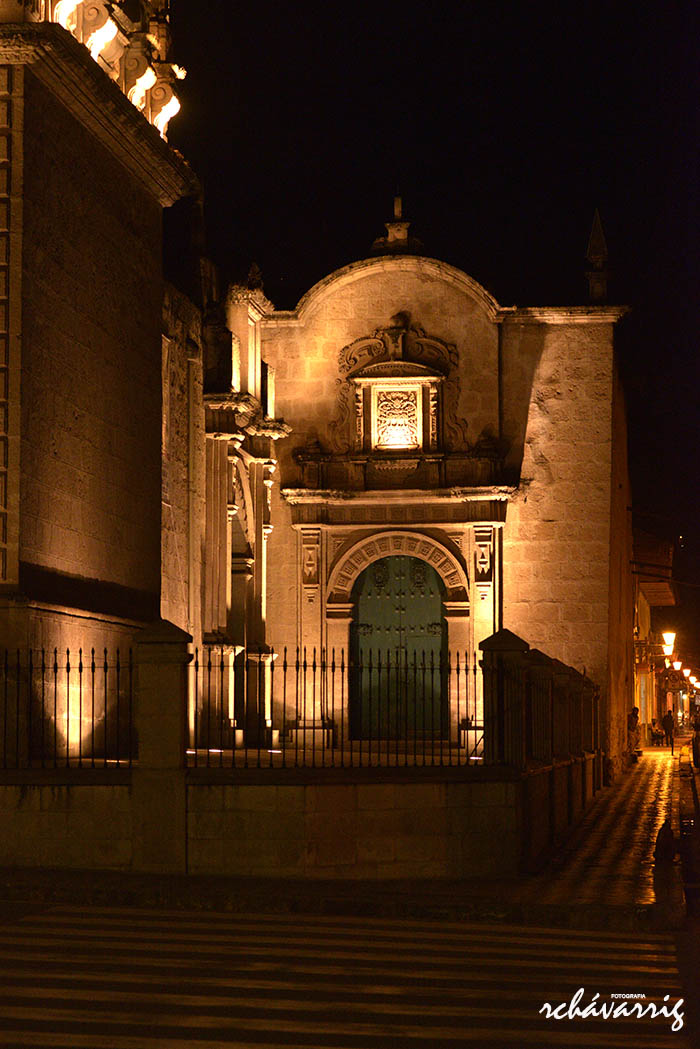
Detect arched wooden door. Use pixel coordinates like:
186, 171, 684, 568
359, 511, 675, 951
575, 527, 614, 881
349, 555, 447, 740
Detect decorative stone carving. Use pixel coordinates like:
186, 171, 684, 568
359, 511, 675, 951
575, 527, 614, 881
473, 525, 494, 602
301, 528, 321, 603
429, 384, 439, 449
328, 322, 468, 453
354, 386, 363, 447
327, 531, 469, 605
374, 388, 420, 449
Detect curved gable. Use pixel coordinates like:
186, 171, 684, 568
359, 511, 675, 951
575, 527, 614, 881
270, 255, 504, 325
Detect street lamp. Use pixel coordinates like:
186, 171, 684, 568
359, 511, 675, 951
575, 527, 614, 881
663, 631, 677, 648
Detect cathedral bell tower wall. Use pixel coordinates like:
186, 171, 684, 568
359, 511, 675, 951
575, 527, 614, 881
0, 21, 197, 650
500, 314, 631, 776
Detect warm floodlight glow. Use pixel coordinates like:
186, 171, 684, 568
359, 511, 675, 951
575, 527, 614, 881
153, 94, 181, 138
372, 386, 421, 449
683, 668, 691, 678
662, 631, 676, 648
54, 0, 81, 30
662, 644, 674, 656
128, 65, 157, 111
87, 17, 117, 61
673, 660, 682, 671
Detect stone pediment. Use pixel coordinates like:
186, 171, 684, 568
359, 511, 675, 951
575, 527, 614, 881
352, 360, 442, 381
339, 322, 456, 379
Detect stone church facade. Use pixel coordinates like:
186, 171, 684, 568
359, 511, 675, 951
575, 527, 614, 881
0, 1, 634, 781
258, 222, 632, 774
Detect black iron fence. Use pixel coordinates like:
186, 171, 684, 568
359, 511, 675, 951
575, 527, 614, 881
188, 646, 482, 768
0, 633, 599, 775
0, 649, 134, 769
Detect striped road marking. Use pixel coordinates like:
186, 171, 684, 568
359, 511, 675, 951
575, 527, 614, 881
0, 906, 691, 1047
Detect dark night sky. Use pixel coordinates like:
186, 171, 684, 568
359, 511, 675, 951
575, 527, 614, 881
168, 2, 700, 651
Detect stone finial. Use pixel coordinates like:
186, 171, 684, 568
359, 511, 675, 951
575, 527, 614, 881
585, 208, 609, 303
371, 194, 423, 255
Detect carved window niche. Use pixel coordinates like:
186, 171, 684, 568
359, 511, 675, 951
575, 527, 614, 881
372, 383, 421, 450
353, 376, 441, 454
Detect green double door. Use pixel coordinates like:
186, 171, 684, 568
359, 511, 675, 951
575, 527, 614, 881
349, 555, 447, 740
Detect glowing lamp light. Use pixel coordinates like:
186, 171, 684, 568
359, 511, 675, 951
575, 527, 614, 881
662, 644, 674, 657
673, 660, 682, 671
662, 631, 676, 648
87, 17, 118, 61
691, 677, 698, 687
382, 422, 416, 448
153, 94, 181, 138
665, 658, 671, 668
54, 0, 81, 30
683, 668, 691, 678
128, 65, 157, 111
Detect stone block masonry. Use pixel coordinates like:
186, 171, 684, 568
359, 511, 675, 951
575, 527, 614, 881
186, 778, 522, 879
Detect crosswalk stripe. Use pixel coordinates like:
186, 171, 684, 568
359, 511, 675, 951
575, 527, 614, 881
15, 912, 681, 957
0, 906, 689, 1049
38, 906, 681, 944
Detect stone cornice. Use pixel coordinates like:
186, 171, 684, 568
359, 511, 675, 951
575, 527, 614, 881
226, 284, 275, 318
502, 305, 629, 326
282, 487, 514, 505
0, 22, 198, 205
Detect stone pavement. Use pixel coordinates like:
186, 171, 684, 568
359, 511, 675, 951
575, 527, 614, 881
0, 745, 698, 1047
0, 904, 692, 1048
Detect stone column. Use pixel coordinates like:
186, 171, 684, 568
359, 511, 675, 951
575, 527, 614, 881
443, 606, 470, 746
479, 629, 529, 767
326, 606, 352, 747
132, 620, 192, 873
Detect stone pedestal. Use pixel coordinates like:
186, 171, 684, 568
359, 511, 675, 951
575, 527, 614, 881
132, 620, 192, 874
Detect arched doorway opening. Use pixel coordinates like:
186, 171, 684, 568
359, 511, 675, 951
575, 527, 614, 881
349, 555, 448, 740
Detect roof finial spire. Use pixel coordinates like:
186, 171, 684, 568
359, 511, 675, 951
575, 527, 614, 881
585, 208, 609, 303
371, 193, 423, 256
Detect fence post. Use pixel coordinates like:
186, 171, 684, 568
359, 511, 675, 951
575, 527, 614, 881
132, 620, 192, 873
480, 629, 530, 766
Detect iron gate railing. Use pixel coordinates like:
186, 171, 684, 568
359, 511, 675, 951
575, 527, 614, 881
0, 648, 134, 769
188, 646, 482, 768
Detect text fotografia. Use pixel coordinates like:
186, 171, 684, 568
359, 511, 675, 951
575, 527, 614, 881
539, 989, 684, 1032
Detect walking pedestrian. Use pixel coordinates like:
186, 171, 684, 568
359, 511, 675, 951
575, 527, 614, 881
627, 706, 640, 761
662, 709, 675, 753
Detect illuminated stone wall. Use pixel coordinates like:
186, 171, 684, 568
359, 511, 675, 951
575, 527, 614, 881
501, 319, 634, 776
160, 285, 205, 637
20, 69, 162, 635
502, 320, 616, 676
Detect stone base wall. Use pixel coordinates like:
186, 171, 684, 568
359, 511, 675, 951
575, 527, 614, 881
0, 764, 599, 878
0, 784, 131, 869
187, 780, 522, 879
